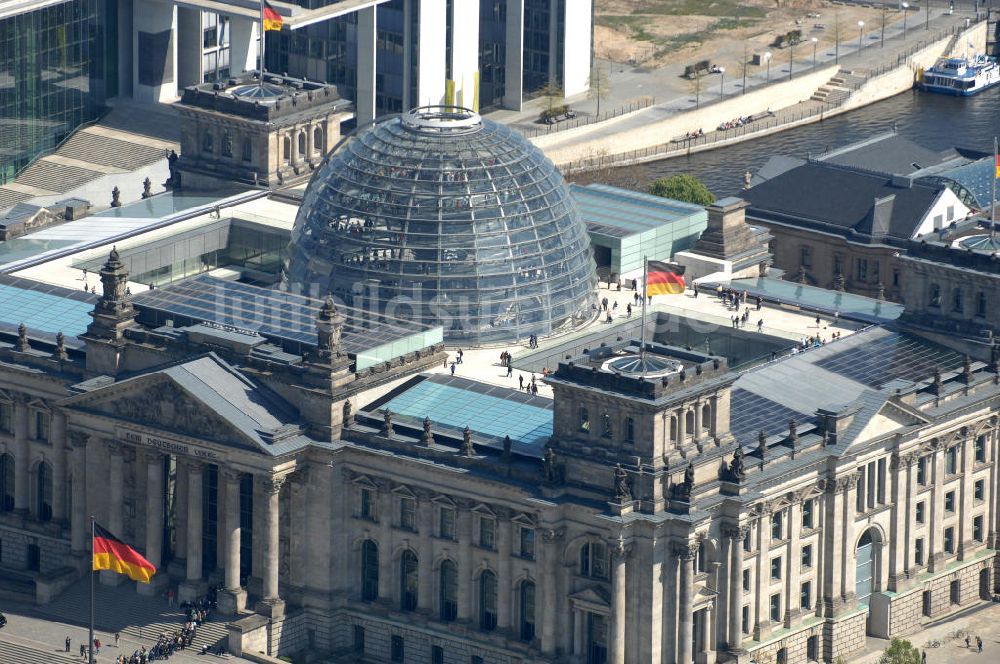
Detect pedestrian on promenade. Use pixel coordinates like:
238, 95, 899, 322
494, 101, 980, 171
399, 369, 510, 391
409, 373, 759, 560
506, 364, 513, 377
65, 635, 71, 652
450, 362, 456, 376
966, 635, 971, 649
115, 632, 120, 648
977, 635, 983, 653
519, 375, 524, 390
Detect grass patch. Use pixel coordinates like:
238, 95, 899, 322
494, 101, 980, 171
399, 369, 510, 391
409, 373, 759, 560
631, 0, 766, 19
596, 15, 658, 43
711, 17, 761, 31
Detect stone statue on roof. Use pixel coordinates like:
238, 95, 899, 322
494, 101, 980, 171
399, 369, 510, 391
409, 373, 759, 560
613, 463, 631, 501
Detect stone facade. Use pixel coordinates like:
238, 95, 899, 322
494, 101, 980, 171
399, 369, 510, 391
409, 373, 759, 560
0, 252, 998, 664
174, 72, 352, 190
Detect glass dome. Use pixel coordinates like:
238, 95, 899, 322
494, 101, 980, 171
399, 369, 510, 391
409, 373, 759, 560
284, 106, 598, 345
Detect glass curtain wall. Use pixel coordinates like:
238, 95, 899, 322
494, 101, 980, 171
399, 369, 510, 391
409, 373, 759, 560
479, 0, 507, 110
0, 0, 115, 184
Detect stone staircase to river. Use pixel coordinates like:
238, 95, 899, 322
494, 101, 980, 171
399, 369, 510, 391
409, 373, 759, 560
810, 69, 868, 106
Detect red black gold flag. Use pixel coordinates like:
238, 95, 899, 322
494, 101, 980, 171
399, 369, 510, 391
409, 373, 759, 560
646, 261, 686, 296
263, 0, 283, 31
93, 522, 157, 583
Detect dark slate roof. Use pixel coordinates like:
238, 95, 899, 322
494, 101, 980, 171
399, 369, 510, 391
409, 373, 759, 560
744, 161, 945, 242
817, 133, 961, 176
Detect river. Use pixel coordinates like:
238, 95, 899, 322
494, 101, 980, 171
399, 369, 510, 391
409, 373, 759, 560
610, 84, 1000, 197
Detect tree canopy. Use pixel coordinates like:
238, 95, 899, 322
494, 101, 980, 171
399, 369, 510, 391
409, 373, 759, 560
648, 174, 715, 206
879, 638, 922, 664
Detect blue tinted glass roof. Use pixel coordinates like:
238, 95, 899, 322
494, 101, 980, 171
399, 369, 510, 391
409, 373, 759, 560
377, 375, 552, 452
0, 276, 98, 344
571, 183, 707, 239
920, 157, 997, 209
726, 277, 903, 322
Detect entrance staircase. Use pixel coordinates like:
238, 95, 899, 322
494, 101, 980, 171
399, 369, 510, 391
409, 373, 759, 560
0, 101, 181, 213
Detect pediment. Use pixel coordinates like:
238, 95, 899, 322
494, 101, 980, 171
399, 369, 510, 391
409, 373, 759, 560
569, 587, 610, 609
64, 374, 256, 449
842, 398, 927, 450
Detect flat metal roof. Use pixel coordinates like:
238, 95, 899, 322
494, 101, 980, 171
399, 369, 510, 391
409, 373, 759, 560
571, 183, 706, 240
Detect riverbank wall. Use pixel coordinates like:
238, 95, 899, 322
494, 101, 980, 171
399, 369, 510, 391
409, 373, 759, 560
547, 19, 986, 175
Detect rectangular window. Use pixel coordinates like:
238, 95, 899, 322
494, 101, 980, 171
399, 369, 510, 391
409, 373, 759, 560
479, 517, 496, 550
947, 205, 955, 221
977, 291, 988, 317
975, 435, 987, 463
800, 245, 812, 269
624, 417, 635, 444
519, 527, 535, 559
399, 497, 415, 531
801, 499, 814, 529
439, 507, 455, 540
741, 605, 750, 634
432, 646, 444, 664
743, 531, 752, 552
975, 479, 985, 502
950, 579, 961, 605
360, 488, 375, 521
807, 635, 819, 661
856, 474, 866, 513
471, 657, 483, 664
916, 501, 925, 524
974, 515, 984, 542
856, 258, 868, 282
877, 458, 886, 504
390, 635, 404, 663
944, 527, 955, 554
770, 593, 781, 623
947, 447, 958, 475
742, 568, 750, 592
801, 544, 813, 569
771, 511, 783, 540
800, 581, 812, 611
917, 457, 928, 485
915, 538, 924, 566
34, 411, 48, 442
945, 491, 955, 513
353, 626, 365, 653
0, 403, 11, 433
771, 557, 782, 580
922, 590, 932, 616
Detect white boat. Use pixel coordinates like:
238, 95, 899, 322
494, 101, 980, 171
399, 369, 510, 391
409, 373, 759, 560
921, 54, 1000, 96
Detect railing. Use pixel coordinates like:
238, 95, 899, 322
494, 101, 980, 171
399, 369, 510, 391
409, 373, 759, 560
560, 21, 969, 174
518, 97, 656, 139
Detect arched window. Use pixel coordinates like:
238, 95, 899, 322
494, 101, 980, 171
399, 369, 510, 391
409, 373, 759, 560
0, 453, 13, 512
670, 415, 678, 442
361, 540, 379, 601
400, 550, 418, 611
685, 410, 695, 437
439, 560, 458, 621
856, 529, 876, 605
283, 136, 291, 163
479, 570, 498, 631
36, 461, 52, 522
519, 580, 536, 642
242, 138, 253, 162
313, 126, 323, 154
297, 131, 306, 158
221, 130, 233, 157
202, 131, 214, 153
701, 403, 711, 429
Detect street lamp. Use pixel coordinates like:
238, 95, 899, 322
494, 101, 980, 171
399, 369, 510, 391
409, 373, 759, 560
880, 8, 887, 48
902, 3, 909, 40
811, 37, 819, 67
925, 0, 930, 30
764, 51, 772, 82
789, 39, 796, 79
858, 20, 865, 53
719, 66, 726, 95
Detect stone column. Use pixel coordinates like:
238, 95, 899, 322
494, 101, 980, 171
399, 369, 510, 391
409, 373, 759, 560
693, 401, 703, 440
218, 470, 246, 614
378, 490, 393, 603
540, 528, 561, 655
356, 6, 377, 125
50, 411, 67, 522
785, 501, 801, 625
726, 526, 745, 653
13, 399, 28, 513
573, 608, 585, 656
497, 517, 512, 630
255, 475, 285, 618
929, 448, 945, 572
823, 481, 843, 616
610, 541, 628, 664
959, 437, 974, 560
138, 451, 165, 595
417, 499, 434, 612
842, 477, 858, 605
677, 408, 686, 442
174, 459, 189, 569
676, 543, 695, 664
890, 455, 908, 589
179, 461, 205, 602
69, 432, 88, 554
754, 516, 770, 637
457, 509, 473, 621
106, 442, 124, 535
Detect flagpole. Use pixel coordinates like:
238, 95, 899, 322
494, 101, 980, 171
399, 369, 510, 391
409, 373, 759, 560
259, 0, 266, 90
639, 255, 648, 373
89, 516, 95, 664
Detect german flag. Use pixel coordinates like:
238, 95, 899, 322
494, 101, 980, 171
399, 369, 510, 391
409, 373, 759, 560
995, 154, 1000, 179
263, 0, 283, 31
646, 261, 686, 296
93, 522, 156, 583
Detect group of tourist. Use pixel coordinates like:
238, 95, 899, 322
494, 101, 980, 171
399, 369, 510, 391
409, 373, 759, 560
715, 286, 762, 312
517, 373, 539, 395
682, 128, 706, 140
716, 115, 754, 131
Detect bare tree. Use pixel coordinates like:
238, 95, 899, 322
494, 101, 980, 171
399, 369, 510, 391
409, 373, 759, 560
588, 62, 611, 117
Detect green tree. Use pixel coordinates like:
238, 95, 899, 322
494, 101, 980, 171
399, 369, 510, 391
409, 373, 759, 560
536, 82, 565, 114
648, 175, 715, 206
879, 638, 921, 664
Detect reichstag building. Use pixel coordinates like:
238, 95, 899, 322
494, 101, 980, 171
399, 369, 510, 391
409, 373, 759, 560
0, 107, 997, 664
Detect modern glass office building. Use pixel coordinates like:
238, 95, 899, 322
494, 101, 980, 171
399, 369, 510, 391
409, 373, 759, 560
0, 0, 116, 184
285, 106, 598, 345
